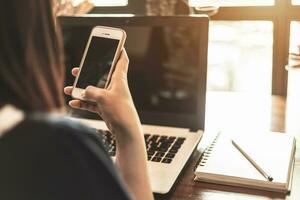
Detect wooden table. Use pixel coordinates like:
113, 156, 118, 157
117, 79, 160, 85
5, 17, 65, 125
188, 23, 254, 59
156, 92, 300, 200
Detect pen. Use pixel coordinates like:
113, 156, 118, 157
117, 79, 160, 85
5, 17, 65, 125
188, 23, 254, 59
231, 139, 273, 182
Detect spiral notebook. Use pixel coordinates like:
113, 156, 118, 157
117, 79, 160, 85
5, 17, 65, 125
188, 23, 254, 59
194, 132, 296, 193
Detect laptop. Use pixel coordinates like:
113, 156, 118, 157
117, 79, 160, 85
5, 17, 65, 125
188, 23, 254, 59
59, 15, 209, 194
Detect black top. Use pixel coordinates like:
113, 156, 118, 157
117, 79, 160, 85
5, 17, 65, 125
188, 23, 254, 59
0, 114, 132, 200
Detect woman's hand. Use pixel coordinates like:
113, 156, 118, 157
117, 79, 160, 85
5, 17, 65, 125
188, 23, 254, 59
64, 49, 142, 142
64, 49, 153, 200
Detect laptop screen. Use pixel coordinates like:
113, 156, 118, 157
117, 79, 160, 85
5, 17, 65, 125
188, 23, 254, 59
60, 16, 208, 130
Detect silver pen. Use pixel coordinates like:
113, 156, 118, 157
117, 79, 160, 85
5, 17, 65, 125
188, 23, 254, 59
231, 139, 273, 182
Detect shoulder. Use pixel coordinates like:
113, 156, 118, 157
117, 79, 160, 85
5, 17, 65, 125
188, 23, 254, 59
17, 113, 108, 155
0, 114, 132, 200
1, 113, 108, 163
24, 113, 95, 135
16, 114, 99, 144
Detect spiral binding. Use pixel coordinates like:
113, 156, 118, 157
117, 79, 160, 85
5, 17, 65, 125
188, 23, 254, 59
195, 132, 221, 169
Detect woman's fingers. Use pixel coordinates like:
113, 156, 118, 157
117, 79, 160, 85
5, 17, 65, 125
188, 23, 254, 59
64, 67, 79, 95
84, 86, 106, 103
68, 100, 99, 113
107, 49, 129, 90
67, 86, 106, 112
112, 49, 129, 79
72, 67, 80, 77
66, 67, 107, 115
64, 86, 73, 95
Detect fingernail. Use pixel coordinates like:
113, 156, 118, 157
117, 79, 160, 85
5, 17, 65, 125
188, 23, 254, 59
81, 91, 85, 97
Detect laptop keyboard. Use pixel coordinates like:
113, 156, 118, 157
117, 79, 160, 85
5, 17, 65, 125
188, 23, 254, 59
95, 130, 186, 164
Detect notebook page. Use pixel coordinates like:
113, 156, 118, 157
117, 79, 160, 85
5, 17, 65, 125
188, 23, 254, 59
196, 132, 295, 185
232, 133, 294, 184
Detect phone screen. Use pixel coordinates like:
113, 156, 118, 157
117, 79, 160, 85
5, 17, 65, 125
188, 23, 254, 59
76, 36, 120, 89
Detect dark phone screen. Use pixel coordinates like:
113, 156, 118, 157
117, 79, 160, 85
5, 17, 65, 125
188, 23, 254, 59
76, 36, 119, 89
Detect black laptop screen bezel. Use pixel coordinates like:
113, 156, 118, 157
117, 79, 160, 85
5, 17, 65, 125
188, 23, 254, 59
58, 15, 208, 132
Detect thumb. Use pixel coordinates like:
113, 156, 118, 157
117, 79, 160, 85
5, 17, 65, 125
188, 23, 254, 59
112, 49, 129, 79
84, 86, 106, 103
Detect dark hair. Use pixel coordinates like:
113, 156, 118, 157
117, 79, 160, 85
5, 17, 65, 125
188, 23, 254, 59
0, 0, 65, 112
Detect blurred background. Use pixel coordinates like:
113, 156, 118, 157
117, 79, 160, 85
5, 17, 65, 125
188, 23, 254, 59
58, 0, 300, 97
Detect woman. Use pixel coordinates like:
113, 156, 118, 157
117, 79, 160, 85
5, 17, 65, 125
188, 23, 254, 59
0, 1, 153, 200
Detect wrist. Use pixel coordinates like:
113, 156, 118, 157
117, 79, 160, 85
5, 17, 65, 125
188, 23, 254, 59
114, 125, 143, 145
111, 105, 144, 145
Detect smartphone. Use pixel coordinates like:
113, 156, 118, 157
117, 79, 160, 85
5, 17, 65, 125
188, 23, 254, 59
72, 26, 126, 101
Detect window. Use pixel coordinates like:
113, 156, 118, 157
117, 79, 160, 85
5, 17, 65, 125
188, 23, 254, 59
288, 21, 300, 96
208, 21, 273, 93
91, 0, 128, 6
90, 0, 143, 15
193, 0, 300, 96
189, 0, 274, 7
290, 22, 300, 55
292, 0, 300, 5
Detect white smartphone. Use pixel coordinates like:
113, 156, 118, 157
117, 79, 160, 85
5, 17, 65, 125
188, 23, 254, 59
71, 26, 126, 101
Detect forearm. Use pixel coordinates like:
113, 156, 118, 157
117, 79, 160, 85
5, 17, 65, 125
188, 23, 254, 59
115, 129, 153, 200
65, 50, 152, 199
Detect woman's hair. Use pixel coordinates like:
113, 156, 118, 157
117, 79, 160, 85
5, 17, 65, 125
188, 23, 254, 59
0, 0, 65, 112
